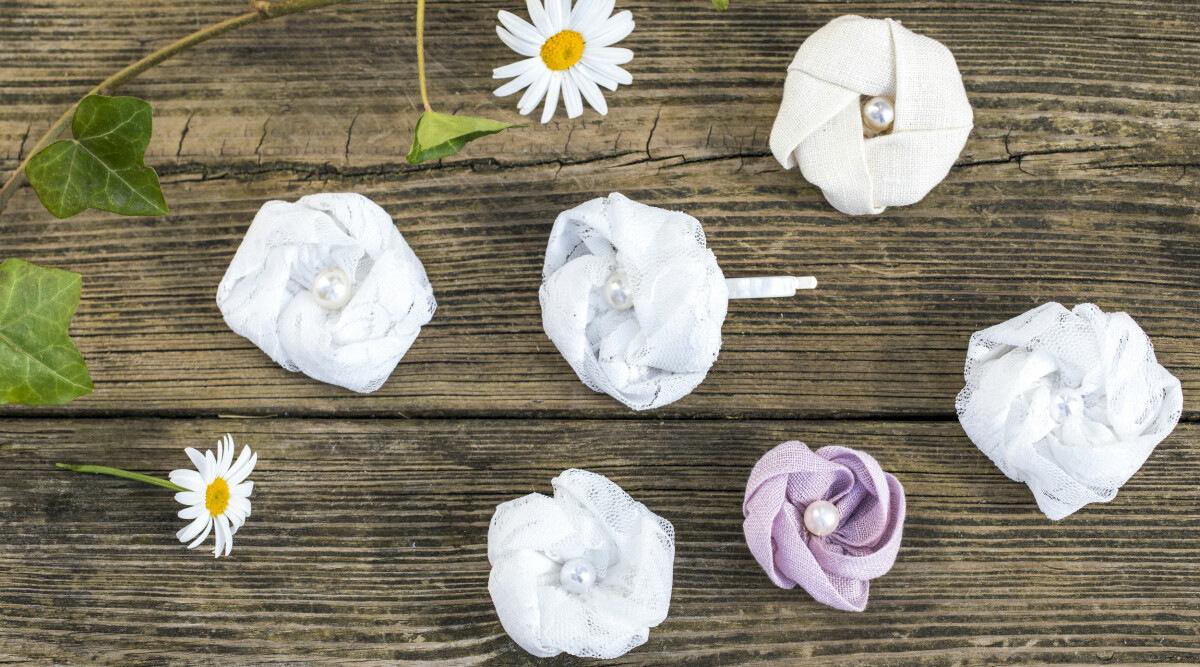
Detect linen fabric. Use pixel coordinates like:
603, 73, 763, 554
769, 15, 973, 215
216, 193, 436, 393
488, 469, 675, 659
743, 441, 905, 612
956, 302, 1183, 520
540, 193, 729, 410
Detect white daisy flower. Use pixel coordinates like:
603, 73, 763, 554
493, 0, 635, 123
169, 434, 257, 558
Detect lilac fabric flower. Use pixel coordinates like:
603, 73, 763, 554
742, 441, 905, 611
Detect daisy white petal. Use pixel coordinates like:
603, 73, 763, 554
497, 10, 544, 46
497, 26, 540, 58
588, 46, 635, 65
571, 67, 608, 114
583, 11, 634, 47
231, 481, 254, 497
519, 72, 553, 115
495, 64, 544, 97
169, 469, 205, 492
494, 56, 540, 79
561, 73, 584, 118
184, 447, 207, 477
585, 59, 633, 86
213, 514, 229, 558
226, 447, 257, 485
177, 514, 209, 542
577, 59, 620, 90
525, 0, 554, 37
541, 74, 562, 124
178, 504, 206, 520
570, 0, 614, 30
175, 490, 203, 506
187, 517, 213, 549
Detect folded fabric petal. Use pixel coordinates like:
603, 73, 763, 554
540, 193, 729, 410
956, 302, 1183, 520
488, 469, 675, 659
216, 193, 437, 393
743, 441, 905, 612
769, 15, 973, 215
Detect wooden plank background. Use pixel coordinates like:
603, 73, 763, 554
1, 0, 1197, 664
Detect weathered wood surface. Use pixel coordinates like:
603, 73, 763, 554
2, 419, 1199, 665
1, 0, 1198, 664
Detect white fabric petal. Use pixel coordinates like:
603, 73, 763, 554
216, 193, 437, 393
498, 10, 546, 47
497, 26, 541, 58
769, 16, 973, 215
540, 74, 562, 124
956, 302, 1183, 520
488, 469, 675, 659
539, 193, 729, 410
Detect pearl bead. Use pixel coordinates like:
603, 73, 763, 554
1050, 387, 1084, 421
559, 558, 597, 595
861, 96, 895, 134
803, 499, 840, 537
311, 267, 353, 310
602, 271, 634, 310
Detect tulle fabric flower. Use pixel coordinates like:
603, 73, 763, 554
488, 469, 675, 659
769, 15, 973, 215
540, 193, 728, 410
494, 0, 635, 123
216, 193, 436, 393
743, 441, 905, 612
956, 302, 1183, 520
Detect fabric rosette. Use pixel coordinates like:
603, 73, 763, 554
743, 441, 905, 612
769, 15, 973, 215
488, 468, 675, 659
956, 302, 1182, 520
540, 193, 729, 410
216, 193, 436, 393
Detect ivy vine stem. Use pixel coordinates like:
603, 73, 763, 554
0, 0, 358, 217
416, 0, 433, 113
55, 463, 187, 492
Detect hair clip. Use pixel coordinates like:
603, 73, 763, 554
769, 15, 973, 215
487, 469, 674, 659
540, 193, 817, 410
743, 441, 905, 611
957, 302, 1183, 519
216, 193, 436, 393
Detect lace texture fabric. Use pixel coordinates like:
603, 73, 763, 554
488, 469, 675, 659
769, 15, 973, 215
540, 193, 729, 410
956, 302, 1183, 520
743, 441, 905, 612
216, 193, 436, 393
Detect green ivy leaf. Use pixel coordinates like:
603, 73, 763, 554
0, 258, 93, 406
712, 0, 729, 9
406, 111, 517, 165
26, 95, 168, 219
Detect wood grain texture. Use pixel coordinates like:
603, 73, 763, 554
1, 418, 1198, 665
0, 0, 1198, 664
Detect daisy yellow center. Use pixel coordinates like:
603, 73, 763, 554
205, 477, 230, 516
541, 30, 584, 71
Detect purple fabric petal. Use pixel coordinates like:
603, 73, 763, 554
743, 441, 906, 611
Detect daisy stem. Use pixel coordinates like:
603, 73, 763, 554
416, 0, 433, 113
55, 463, 187, 492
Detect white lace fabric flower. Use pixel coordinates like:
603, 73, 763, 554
493, 0, 635, 123
540, 193, 729, 410
769, 15, 973, 215
216, 193, 436, 393
488, 469, 675, 659
956, 303, 1183, 520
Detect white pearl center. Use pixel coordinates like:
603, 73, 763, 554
559, 557, 597, 595
602, 271, 634, 310
803, 499, 841, 537
861, 96, 895, 134
1050, 387, 1084, 422
311, 267, 353, 310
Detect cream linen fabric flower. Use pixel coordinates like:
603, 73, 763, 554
217, 193, 436, 393
540, 193, 729, 410
488, 469, 675, 659
956, 303, 1182, 520
770, 15, 973, 215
